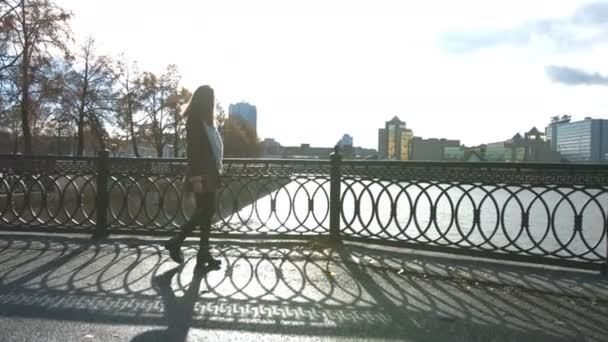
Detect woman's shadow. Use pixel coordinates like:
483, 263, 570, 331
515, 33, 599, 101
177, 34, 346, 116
131, 265, 216, 342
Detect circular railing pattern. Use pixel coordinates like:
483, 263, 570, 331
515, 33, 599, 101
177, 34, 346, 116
0, 156, 332, 236
339, 160, 608, 263
1, 155, 607, 266
103, 158, 332, 235
0, 156, 98, 230
341, 179, 608, 262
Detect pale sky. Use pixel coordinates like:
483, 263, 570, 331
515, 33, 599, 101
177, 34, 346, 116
58, 0, 608, 149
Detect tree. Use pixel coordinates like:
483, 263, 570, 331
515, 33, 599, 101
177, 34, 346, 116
215, 102, 227, 134
1, 0, 72, 154
61, 38, 116, 155
167, 86, 191, 157
0, 1, 20, 150
114, 56, 143, 157
215, 103, 261, 158
0, 0, 21, 73
28, 57, 64, 136
138, 65, 185, 157
222, 115, 262, 158
0, 103, 19, 152
44, 107, 73, 155
1, 39, 66, 154
0, 57, 19, 152
139, 71, 166, 157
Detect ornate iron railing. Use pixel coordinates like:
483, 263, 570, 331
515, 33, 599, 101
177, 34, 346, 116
0, 153, 331, 237
1, 151, 607, 271
339, 161, 608, 270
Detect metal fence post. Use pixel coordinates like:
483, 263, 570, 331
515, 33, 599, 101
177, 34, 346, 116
329, 144, 342, 242
604, 227, 608, 276
94, 149, 110, 239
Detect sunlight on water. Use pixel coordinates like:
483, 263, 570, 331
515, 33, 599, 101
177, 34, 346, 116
226, 180, 608, 261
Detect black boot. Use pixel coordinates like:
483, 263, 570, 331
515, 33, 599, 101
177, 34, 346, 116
164, 239, 184, 264
196, 247, 221, 269
151, 266, 180, 290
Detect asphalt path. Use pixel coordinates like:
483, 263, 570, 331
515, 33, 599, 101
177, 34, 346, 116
0, 233, 607, 342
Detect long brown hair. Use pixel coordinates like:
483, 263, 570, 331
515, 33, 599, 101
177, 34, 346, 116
184, 85, 214, 125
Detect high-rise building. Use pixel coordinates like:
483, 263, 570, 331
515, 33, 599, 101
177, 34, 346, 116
378, 128, 387, 158
399, 129, 414, 160
546, 116, 608, 163
383, 116, 413, 160
229, 102, 257, 134
338, 134, 354, 159
339, 134, 353, 147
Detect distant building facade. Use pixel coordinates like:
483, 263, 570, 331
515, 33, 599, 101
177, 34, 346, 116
270, 136, 376, 160
546, 116, 608, 163
282, 144, 333, 159
379, 117, 413, 160
378, 128, 387, 158
410, 138, 460, 161
514, 128, 561, 162
262, 138, 282, 157
441, 127, 560, 163
342, 144, 354, 159
229, 102, 258, 134
353, 146, 377, 159
443, 146, 484, 162
483, 142, 513, 162
338, 134, 354, 159
443, 146, 465, 161
339, 134, 353, 147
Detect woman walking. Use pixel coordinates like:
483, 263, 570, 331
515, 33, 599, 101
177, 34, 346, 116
164, 85, 223, 268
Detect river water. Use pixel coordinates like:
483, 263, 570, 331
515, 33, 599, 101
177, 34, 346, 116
2, 173, 606, 262
222, 179, 608, 261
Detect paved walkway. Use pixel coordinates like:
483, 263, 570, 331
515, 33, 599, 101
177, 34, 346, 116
0, 233, 607, 342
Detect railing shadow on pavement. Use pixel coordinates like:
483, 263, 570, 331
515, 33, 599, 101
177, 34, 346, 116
0, 234, 607, 341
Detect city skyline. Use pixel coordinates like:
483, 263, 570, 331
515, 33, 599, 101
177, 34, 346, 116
57, 0, 608, 148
